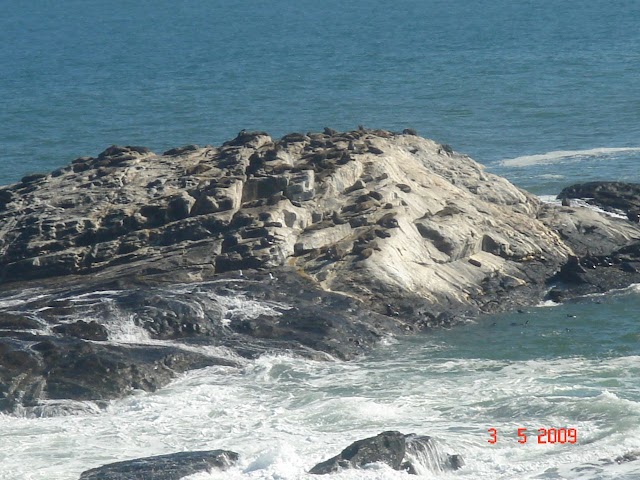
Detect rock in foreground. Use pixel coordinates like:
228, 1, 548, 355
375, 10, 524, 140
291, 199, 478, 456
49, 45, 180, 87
309, 430, 463, 475
78, 450, 238, 480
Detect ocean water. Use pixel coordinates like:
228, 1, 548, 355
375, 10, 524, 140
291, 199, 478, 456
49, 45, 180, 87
1, 0, 640, 478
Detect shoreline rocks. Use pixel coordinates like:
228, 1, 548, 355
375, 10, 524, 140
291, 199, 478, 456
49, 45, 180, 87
78, 450, 238, 480
1, 128, 640, 412
558, 181, 640, 221
309, 430, 463, 475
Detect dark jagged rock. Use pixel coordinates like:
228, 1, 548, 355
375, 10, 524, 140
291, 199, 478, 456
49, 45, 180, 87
163, 144, 199, 156
52, 320, 108, 340
0, 334, 236, 413
21, 173, 47, 184
79, 450, 238, 480
614, 450, 640, 464
0, 312, 41, 330
558, 181, 640, 216
0, 269, 403, 412
309, 431, 462, 475
1, 128, 640, 411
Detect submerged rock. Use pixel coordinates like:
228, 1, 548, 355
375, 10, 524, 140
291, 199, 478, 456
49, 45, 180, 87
78, 450, 238, 480
0, 334, 237, 413
309, 430, 463, 475
569, 449, 640, 478
614, 450, 640, 464
0, 128, 639, 411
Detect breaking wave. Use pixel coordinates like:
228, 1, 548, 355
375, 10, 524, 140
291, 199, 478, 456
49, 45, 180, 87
499, 147, 640, 167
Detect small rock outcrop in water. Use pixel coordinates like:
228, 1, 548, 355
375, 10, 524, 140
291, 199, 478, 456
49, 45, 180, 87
78, 450, 238, 479
1, 128, 640, 411
558, 181, 640, 220
309, 431, 463, 474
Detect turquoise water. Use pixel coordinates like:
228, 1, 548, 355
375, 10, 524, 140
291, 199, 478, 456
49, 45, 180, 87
2, 1, 640, 478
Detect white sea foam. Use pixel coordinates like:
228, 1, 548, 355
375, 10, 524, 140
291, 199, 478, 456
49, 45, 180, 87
105, 312, 152, 343
161, 281, 292, 326
539, 174, 565, 179
499, 147, 640, 167
2, 351, 639, 480
2, 302, 640, 480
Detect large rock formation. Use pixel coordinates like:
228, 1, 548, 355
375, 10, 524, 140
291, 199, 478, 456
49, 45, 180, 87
1, 128, 639, 412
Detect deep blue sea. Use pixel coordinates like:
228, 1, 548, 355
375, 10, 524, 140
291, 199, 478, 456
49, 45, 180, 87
1, 1, 640, 479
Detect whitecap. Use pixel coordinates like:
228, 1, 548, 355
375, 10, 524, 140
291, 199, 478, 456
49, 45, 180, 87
105, 313, 152, 343
536, 299, 561, 307
60, 290, 123, 302
242, 442, 307, 476
499, 147, 640, 167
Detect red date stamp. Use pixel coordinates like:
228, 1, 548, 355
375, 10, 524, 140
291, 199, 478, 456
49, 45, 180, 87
487, 427, 577, 444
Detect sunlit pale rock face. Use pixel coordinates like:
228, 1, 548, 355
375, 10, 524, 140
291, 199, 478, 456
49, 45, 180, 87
2, 128, 638, 315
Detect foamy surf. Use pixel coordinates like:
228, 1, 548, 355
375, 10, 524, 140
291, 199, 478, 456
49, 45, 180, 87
498, 147, 640, 167
3, 290, 640, 479
539, 195, 627, 219
2, 348, 640, 479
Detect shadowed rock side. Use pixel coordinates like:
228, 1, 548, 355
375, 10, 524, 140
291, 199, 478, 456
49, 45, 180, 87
309, 431, 463, 475
1, 128, 640, 411
558, 181, 640, 221
78, 450, 238, 480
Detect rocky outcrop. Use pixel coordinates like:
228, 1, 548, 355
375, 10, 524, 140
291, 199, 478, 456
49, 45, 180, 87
537, 202, 640, 297
0, 333, 237, 414
0, 130, 578, 310
1, 128, 640, 411
309, 431, 463, 475
78, 449, 238, 480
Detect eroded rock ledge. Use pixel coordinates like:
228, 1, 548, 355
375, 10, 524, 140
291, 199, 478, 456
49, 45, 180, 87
1, 128, 640, 412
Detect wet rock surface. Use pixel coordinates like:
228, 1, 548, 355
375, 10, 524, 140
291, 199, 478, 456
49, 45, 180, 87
0, 269, 400, 414
1, 128, 639, 412
78, 449, 238, 480
309, 430, 463, 475
558, 181, 640, 220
